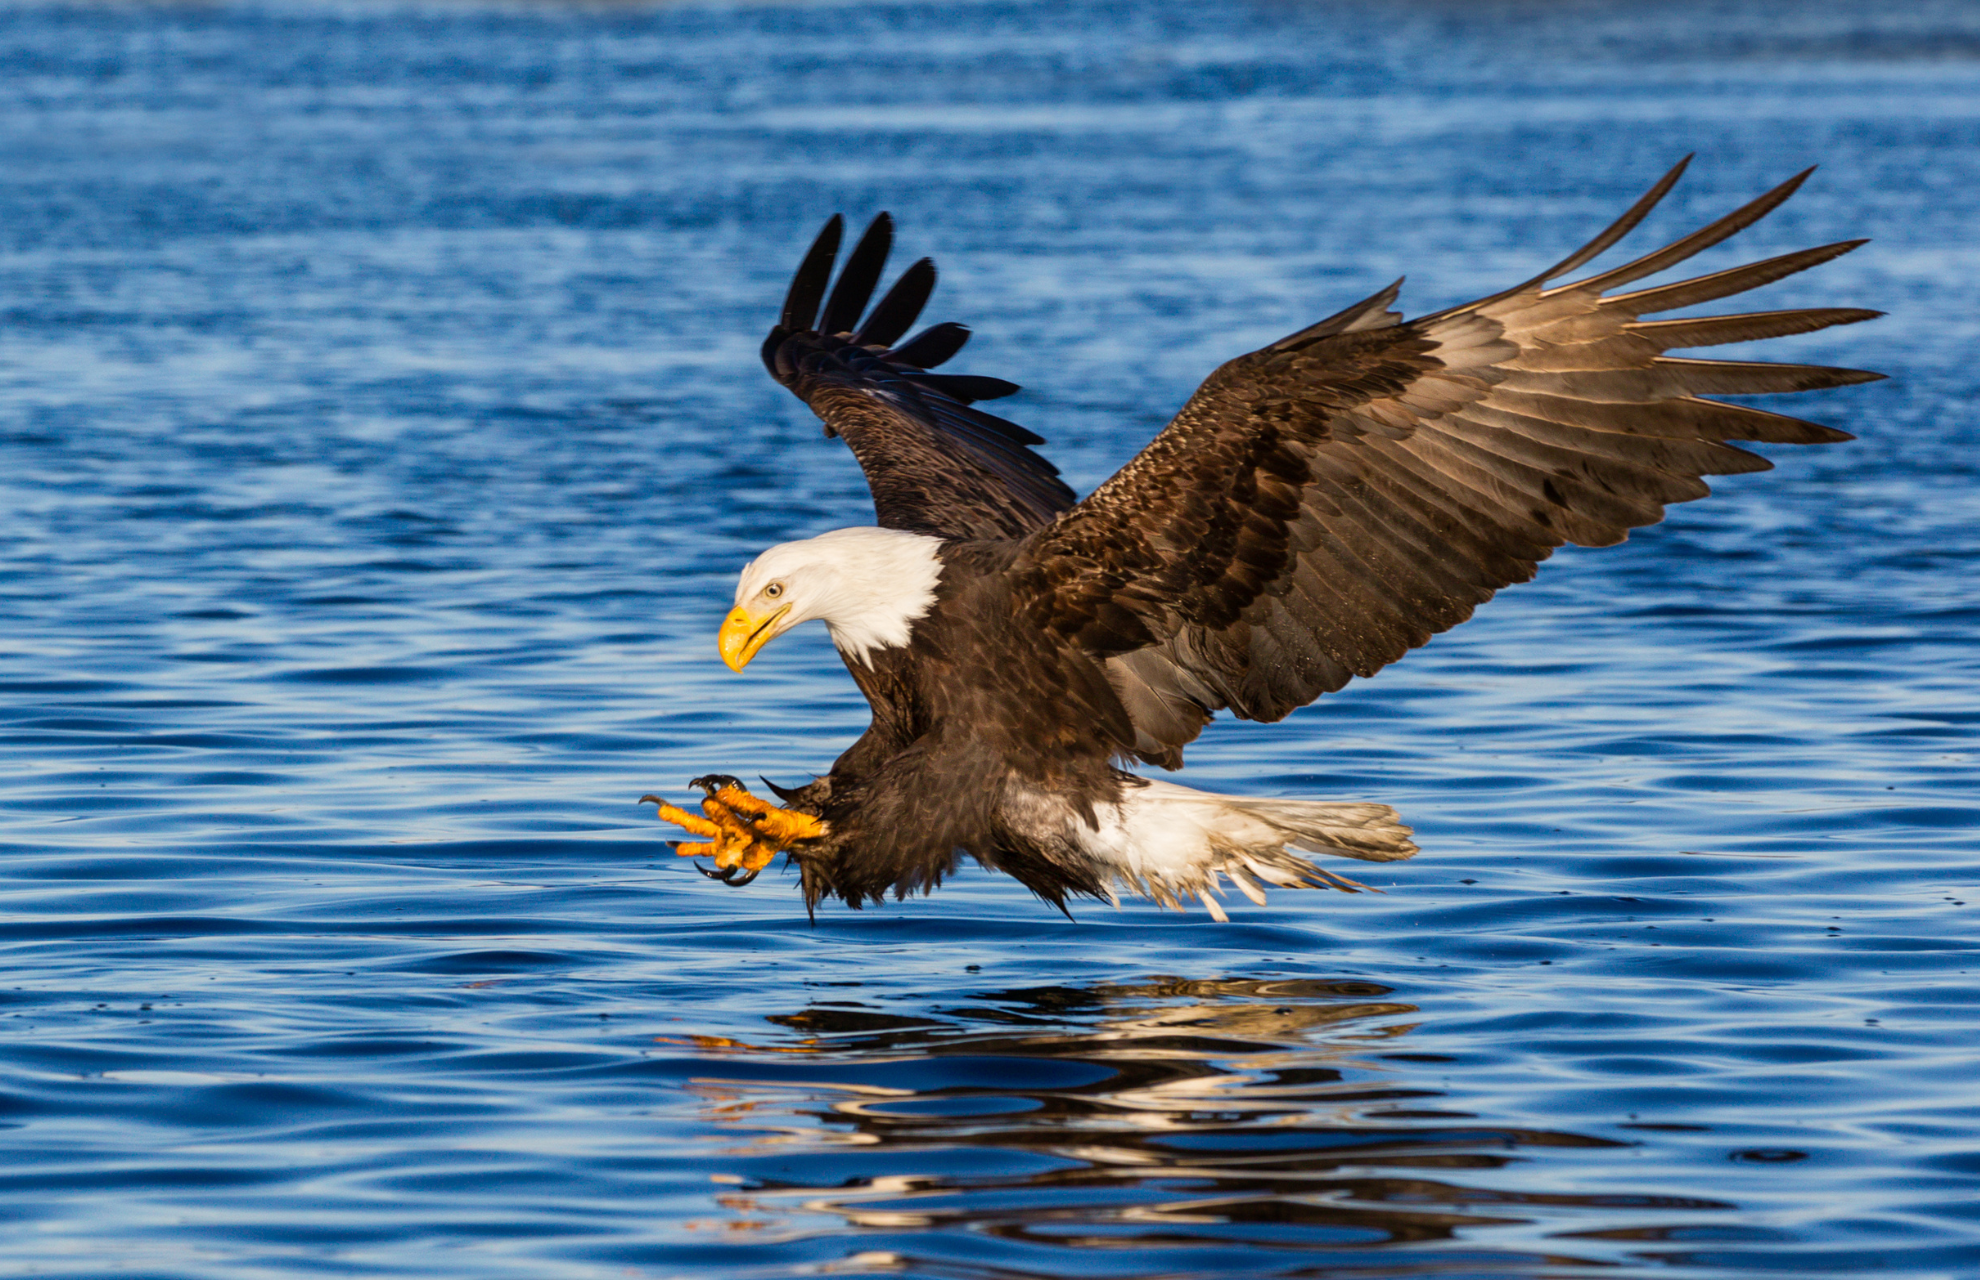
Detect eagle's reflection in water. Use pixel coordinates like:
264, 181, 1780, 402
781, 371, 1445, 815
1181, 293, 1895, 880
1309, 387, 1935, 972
670, 977, 1728, 1276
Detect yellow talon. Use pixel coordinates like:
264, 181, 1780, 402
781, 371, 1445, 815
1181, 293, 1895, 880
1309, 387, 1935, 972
699, 794, 760, 847
712, 785, 825, 842
655, 803, 721, 839
642, 781, 827, 887
710, 786, 775, 816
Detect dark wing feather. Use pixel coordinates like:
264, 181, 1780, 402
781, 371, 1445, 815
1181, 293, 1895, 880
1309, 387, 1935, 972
855, 257, 936, 348
762, 214, 1074, 540
819, 213, 893, 336
780, 216, 842, 331
891, 322, 972, 370
1011, 162, 1882, 768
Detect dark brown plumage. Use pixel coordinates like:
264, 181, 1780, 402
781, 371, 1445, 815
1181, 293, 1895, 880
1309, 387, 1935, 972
731, 159, 1880, 914
762, 213, 1074, 540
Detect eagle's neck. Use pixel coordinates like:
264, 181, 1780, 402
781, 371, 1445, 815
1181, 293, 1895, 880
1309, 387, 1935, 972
808, 527, 945, 665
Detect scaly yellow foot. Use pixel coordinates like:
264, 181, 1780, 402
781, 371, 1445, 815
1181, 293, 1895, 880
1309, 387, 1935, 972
639, 775, 826, 887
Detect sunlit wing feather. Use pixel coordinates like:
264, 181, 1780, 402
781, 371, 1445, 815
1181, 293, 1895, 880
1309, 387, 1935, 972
1012, 160, 1883, 767
762, 213, 1075, 540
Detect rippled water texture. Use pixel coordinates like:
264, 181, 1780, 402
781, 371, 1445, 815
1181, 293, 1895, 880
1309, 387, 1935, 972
1, 1, 1976, 1276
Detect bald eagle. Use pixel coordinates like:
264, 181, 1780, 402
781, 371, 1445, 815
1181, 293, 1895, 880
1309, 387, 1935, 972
646, 159, 1881, 919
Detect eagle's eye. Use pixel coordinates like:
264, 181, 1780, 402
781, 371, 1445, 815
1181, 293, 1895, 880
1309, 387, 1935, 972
764, 582, 785, 599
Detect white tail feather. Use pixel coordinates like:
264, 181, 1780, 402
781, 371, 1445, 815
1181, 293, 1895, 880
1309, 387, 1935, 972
1057, 778, 1417, 917
1218, 795, 1418, 862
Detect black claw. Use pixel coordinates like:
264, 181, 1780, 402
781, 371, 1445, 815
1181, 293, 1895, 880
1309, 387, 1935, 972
695, 860, 762, 887
691, 774, 745, 796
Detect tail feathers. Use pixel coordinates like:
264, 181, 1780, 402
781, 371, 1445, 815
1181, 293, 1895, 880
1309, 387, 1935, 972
1222, 797, 1418, 862
1092, 780, 1417, 920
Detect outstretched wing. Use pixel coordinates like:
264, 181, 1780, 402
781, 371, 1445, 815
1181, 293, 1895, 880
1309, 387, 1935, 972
1012, 160, 1884, 768
762, 214, 1075, 540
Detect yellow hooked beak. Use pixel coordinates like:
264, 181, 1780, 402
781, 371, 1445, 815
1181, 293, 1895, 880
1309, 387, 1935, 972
717, 603, 791, 672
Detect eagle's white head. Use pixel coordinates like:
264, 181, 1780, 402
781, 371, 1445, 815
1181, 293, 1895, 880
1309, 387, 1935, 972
719, 527, 945, 670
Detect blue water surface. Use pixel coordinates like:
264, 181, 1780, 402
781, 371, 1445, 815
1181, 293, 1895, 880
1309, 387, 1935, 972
0, 1, 1976, 1276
